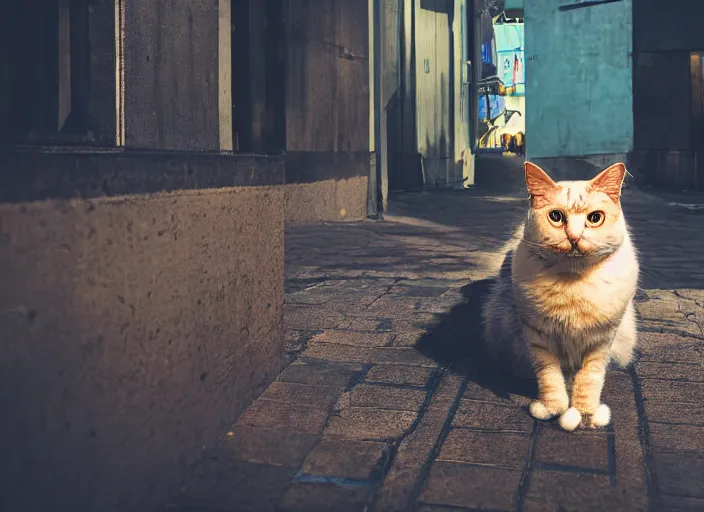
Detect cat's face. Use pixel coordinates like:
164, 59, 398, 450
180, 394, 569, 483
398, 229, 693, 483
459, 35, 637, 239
523, 162, 628, 259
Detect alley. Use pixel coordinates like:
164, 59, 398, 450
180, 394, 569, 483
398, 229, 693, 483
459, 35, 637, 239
164, 183, 704, 512
6, 0, 704, 510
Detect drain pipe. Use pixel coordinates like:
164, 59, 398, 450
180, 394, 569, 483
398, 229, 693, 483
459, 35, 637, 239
370, 0, 383, 218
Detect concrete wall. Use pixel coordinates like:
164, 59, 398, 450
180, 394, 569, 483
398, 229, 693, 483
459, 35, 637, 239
0, 153, 285, 512
283, 152, 370, 225
285, 0, 369, 153
525, 0, 633, 160
0, 0, 370, 510
283, 0, 371, 219
284, 176, 368, 226
123, 0, 220, 150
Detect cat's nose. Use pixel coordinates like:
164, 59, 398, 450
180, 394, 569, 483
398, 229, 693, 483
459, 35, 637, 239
565, 225, 583, 246
566, 233, 581, 249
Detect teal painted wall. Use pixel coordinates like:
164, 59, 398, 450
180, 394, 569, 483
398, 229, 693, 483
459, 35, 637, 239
525, 0, 633, 159
504, 0, 524, 11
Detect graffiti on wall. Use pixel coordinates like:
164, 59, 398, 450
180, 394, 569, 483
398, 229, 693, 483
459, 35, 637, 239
495, 23, 525, 96
477, 19, 525, 153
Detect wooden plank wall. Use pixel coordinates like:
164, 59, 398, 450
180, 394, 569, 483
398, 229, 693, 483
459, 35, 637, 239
400, 0, 422, 190
285, 0, 370, 152
415, 0, 452, 186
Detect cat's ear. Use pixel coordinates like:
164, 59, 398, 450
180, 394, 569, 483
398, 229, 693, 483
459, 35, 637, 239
589, 163, 626, 203
524, 162, 557, 197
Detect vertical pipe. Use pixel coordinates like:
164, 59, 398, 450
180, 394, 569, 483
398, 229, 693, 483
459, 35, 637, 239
218, 0, 233, 151
367, 0, 383, 217
114, 0, 125, 146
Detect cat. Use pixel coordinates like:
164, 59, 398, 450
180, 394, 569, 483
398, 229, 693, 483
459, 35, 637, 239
482, 161, 639, 431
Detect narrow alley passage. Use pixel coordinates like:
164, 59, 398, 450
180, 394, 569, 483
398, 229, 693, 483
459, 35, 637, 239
164, 184, 704, 512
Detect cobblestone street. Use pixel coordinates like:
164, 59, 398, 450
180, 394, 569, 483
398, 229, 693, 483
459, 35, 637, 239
164, 183, 704, 512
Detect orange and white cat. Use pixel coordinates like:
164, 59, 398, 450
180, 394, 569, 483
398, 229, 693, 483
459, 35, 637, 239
483, 162, 639, 431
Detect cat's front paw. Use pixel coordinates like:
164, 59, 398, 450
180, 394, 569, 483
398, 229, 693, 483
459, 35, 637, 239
558, 407, 582, 431
529, 396, 568, 420
573, 401, 612, 429
587, 403, 611, 428
558, 403, 611, 431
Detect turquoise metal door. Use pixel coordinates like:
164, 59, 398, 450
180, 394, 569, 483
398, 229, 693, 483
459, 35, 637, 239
525, 0, 633, 159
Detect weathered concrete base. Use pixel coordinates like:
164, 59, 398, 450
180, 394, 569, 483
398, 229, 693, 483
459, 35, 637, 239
473, 153, 526, 192
421, 157, 464, 190
284, 176, 368, 226
529, 153, 630, 182
0, 186, 285, 512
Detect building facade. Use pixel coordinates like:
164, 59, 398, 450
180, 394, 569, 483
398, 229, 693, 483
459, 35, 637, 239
520, 0, 703, 190
371, 0, 474, 204
0, 1, 371, 511
631, 0, 704, 190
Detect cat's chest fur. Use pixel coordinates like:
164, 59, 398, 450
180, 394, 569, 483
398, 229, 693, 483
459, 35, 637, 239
512, 244, 637, 334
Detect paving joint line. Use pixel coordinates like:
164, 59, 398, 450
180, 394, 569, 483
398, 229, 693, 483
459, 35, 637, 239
606, 422, 617, 487
636, 326, 704, 341
402, 375, 471, 510
629, 364, 660, 511
516, 420, 541, 512
365, 367, 449, 512
533, 461, 610, 477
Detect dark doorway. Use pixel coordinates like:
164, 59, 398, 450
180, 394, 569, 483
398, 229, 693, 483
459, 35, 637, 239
633, 52, 690, 152
231, 0, 286, 154
0, 0, 94, 145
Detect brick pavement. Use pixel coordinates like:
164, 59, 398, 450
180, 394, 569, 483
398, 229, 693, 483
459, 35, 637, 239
163, 185, 704, 512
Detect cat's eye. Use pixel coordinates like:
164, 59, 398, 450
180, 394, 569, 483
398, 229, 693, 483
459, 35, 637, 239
547, 209, 564, 226
587, 211, 605, 227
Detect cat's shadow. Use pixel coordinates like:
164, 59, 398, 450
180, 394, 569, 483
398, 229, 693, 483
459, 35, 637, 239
415, 276, 538, 403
